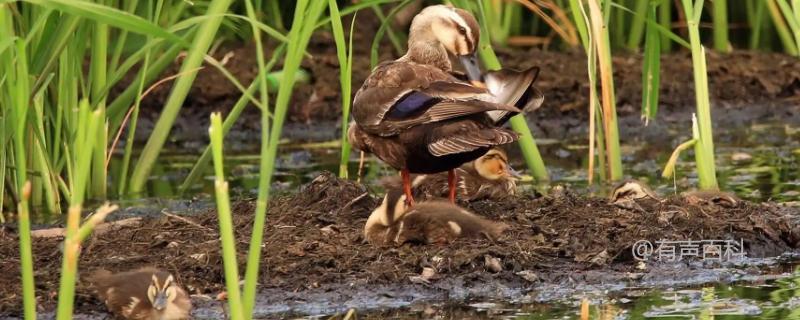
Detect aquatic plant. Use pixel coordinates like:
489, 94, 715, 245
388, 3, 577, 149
329, 0, 357, 179
571, 0, 623, 182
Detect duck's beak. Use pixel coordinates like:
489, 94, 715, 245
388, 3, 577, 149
459, 52, 485, 88
152, 292, 168, 311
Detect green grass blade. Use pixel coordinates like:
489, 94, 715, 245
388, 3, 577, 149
177, 44, 286, 195
241, 0, 271, 316
209, 113, 245, 320
128, 0, 234, 195
25, 0, 187, 46
626, 0, 649, 49
712, 0, 730, 52
642, 2, 661, 123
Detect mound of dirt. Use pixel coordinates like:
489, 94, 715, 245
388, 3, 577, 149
1, 172, 799, 317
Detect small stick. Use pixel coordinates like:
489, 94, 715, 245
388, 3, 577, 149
162, 210, 214, 231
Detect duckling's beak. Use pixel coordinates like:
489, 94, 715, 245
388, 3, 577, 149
458, 52, 485, 88
152, 292, 168, 311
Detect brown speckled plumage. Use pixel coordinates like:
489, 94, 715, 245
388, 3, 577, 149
348, 5, 543, 177
88, 267, 191, 320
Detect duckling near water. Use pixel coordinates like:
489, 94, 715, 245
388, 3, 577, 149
348, 5, 543, 206
88, 267, 191, 320
364, 189, 508, 246
384, 148, 519, 202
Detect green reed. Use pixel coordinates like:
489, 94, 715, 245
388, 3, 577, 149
209, 113, 245, 320
641, 1, 662, 124
584, 0, 622, 181
329, 0, 357, 179
775, 0, 800, 57
680, 0, 719, 190
127, 0, 234, 195
768, 0, 800, 55
712, 0, 730, 52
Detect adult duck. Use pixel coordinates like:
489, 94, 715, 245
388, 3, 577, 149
348, 5, 542, 205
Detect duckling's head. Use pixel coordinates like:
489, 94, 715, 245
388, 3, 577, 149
146, 273, 178, 311
408, 5, 482, 81
474, 148, 515, 181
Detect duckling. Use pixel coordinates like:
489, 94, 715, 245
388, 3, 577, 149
682, 190, 740, 207
364, 189, 508, 246
88, 267, 191, 320
383, 148, 519, 201
349, 5, 543, 206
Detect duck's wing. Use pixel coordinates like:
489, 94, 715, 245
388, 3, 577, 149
427, 121, 518, 157
483, 66, 544, 125
353, 62, 522, 136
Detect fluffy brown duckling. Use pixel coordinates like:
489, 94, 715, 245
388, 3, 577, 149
383, 148, 519, 201
348, 5, 542, 206
87, 267, 191, 320
364, 189, 508, 246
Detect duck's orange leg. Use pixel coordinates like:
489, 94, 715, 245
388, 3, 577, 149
448, 169, 458, 204
401, 168, 416, 207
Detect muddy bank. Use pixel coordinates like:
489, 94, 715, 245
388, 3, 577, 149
1, 172, 799, 317
126, 34, 800, 149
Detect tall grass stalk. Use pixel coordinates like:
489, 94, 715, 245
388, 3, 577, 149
17, 182, 36, 319
642, 2, 662, 124
240, 2, 328, 318
0, 18, 38, 315
209, 113, 245, 320
748, 0, 767, 49
56, 104, 104, 320
329, 1, 358, 179
128, 0, 235, 195
767, 0, 800, 55
627, 0, 649, 49
241, 0, 270, 316
659, 0, 673, 52
680, 0, 719, 190
458, 0, 549, 181
586, 0, 623, 181
712, 0, 730, 52
775, 0, 800, 56
177, 46, 289, 195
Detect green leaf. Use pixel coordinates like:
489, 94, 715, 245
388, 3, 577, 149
25, 0, 188, 47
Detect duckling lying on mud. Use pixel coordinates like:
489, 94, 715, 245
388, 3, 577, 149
382, 148, 519, 202
365, 189, 508, 246
87, 267, 191, 320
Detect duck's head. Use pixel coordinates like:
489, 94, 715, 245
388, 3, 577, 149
408, 5, 483, 83
474, 148, 519, 181
146, 273, 178, 311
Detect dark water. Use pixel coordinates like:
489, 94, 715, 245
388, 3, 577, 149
132, 121, 799, 203
358, 275, 800, 319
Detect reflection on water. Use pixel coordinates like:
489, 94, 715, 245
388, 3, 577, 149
355, 268, 800, 319
129, 122, 799, 204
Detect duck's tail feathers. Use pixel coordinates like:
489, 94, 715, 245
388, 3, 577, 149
485, 66, 544, 125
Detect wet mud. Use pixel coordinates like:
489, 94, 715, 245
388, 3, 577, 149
126, 34, 800, 149
2, 172, 799, 318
